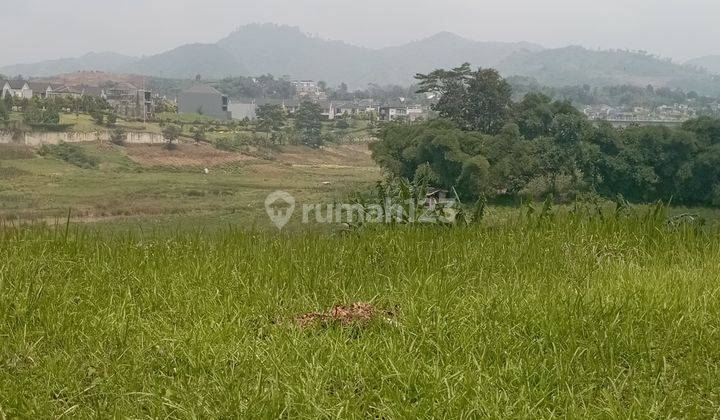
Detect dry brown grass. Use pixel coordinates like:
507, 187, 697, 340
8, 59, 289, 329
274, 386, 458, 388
295, 302, 395, 327
277, 144, 374, 168
124, 143, 255, 167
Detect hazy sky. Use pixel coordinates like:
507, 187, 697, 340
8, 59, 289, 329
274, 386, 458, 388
3, 0, 719, 66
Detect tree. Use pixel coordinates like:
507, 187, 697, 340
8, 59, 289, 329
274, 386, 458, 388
0, 99, 7, 124
191, 125, 207, 144
416, 64, 512, 134
110, 127, 126, 145
3, 94, 12, 113
106, 111, 118, 127
90, 108, 104, 125
371, 119, 490, 200
294, 101, 324, 147
162, 124, 182, 149
466, 68, 514, 134
23, 100, 60, 126
256, 104, 286, 138
335, 118, 350, 130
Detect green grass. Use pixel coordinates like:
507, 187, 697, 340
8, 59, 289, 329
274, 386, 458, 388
0, 142, 379, 225
1, 210, 720, 417
59, 114, 163, 134
38, 142, 100, 169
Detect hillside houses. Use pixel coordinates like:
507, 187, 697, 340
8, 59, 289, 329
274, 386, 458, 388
378, 102, 425, 122
1, 78, 154, 119
2, 80, 60, 99
229, 96, 425, 121
583, 104, 698, 125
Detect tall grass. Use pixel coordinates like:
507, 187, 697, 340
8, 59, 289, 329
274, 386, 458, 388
1, 210, 720, 417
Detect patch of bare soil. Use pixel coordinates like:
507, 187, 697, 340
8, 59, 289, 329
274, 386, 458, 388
295, 302, 395, 328
277, 144, 374, 168
124, 143, 255, 167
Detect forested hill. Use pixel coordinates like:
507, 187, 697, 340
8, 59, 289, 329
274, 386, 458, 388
3, 24, 720, 95
497, 47, 720, 95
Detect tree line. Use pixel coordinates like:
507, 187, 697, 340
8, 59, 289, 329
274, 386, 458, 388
509, 76, 720, 111
370, 64, 720, 207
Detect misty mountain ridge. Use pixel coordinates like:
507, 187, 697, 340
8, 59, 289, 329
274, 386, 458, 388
1, 51, 137, 78
2, 23, 720, 95
685, 56, 720, 75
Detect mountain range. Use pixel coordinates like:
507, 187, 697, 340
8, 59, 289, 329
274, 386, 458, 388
2, 24, 720, 94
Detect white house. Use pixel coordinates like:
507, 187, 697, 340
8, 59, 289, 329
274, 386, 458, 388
1, 80, 33, 99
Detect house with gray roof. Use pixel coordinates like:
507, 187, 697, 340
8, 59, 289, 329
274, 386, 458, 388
27, 82, 54, 99
2, 80, 32, 99
178, 85, 231, 120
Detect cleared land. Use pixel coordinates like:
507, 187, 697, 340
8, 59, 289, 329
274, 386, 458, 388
1, 212, 720, 417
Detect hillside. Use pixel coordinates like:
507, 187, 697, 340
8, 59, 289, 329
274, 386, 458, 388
497, 47, 720, 94
3, 24, 720, 94
0, 24, 539, 87
198, 24, 541, 86
0, 52, 137, 77
123, 43, 246, 79
686, 55, 720, 75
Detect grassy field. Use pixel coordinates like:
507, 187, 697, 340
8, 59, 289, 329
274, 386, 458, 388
2, 209, 720, 417
0, 142, 379, 232
4, 139, 720, 416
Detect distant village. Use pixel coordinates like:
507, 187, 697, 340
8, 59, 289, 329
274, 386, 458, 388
178, 79, 428, 122
582, 104, 720, 126
5, 74, 720, 128
1, 76, 429, 124
1, 78, 153, 121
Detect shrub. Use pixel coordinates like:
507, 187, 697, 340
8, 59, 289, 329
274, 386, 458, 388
162, 124, 182, 149
110, 127, 126, 145
38, 142, 99, 169
106, 112, 118, 127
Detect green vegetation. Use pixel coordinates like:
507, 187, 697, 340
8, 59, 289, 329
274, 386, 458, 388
0, 99, 8, 123
37, 142, 99, 169
5, 41, 720, 418
214, 134, 260, 153
510, 78, 720, 111
372, 66, 720, 206
109, 127, 126, 145
417, 63, 512, 134
0, 141, 379, 223
2, 208, 720, 417
255, 103, 286, 138
213, 74, 296, 99
295, 101, 324, 147
161, 124, 182, 148
497, 46, 720, 95
156, 112, 226, 125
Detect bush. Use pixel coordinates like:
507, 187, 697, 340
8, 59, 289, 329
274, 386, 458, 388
89, 109, 104, 125
162, 124, 182, 149
110, 127, 126, 145
38, 142, 99, 169
106, 112, 118, 127
215, 133, 267, 152
335, 119, 350, 130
